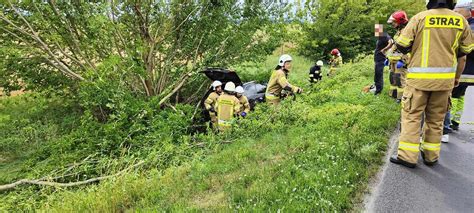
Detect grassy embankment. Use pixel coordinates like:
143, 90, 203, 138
0, 53, 400, 211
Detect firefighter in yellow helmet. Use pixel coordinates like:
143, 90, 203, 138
386, 11, 411, 102
216, 82, 240, 131
235, 86, 250, 117
390, 0, 474, 168
328, 49, 343, 77
265, 54, 303, 105
204, 80, 222, 129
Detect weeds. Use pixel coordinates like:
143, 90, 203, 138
0, 54, 399, 211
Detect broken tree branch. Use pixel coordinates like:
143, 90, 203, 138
158, 72, 194, 106
0, 161, 145, 191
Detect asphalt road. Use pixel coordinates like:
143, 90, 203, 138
365, 87, 474, 213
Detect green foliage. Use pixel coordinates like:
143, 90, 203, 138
297, 0, 425, 61
0, 1, 284, 103
0, 54, 401, 211
0, 92, 211, 211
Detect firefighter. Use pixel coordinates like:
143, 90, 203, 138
449, 3, 474, 131
204, 80, 222, 129
386, 11, 410, 102
235, 86, 250, 117
265, 54, 303, 105
329, 49, 343, 77
309, 60, 324, 83
442, 3, 474, 142
390, 0, 474, 168
216, 82, 240, 131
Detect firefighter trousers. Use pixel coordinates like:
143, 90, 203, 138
389, 69, 406, 100
209, 112, 218, 130
398, 85, 450, 164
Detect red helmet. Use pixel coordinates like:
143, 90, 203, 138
331, 49, 340, 56
387, 11, 409, 25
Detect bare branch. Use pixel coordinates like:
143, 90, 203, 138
158, 72, 194, 106
2, 4, 84, 80
0, 161, 144, 191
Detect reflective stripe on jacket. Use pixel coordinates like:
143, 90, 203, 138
204, 92, 220, 110
237, 95, 250, 114
216, 93, 240, 127
265, 69, 296, 98
395, 8, 474, 91
330, 56, 343, 68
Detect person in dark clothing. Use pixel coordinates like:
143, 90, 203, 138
373, 23, 393, 95
443, 4, 474, 140
309, 60, 324, 83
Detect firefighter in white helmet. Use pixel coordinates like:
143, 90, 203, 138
216, 82, 240, 131
204, 80, 222, 129
265, 54, 303, 105
235, 86, 250, 117
309, 60, 324, 83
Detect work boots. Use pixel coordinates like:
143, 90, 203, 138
420, 150, 438, 166
390, 155, 416, 168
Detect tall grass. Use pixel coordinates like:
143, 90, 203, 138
17, 54, 401, 212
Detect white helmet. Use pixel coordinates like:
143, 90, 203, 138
316, 60, 324, 66
224, 82, 236, 92
278, 54, 293, 66
235, 86, 244, 94
211, 80, 222, 90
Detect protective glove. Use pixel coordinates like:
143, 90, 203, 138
209, 107, 215, 113
296, 87, 303, 94
384, 59, 389, 66
241, 112, 247, 117
454, 78, 460, 87
396, 61, 404, 69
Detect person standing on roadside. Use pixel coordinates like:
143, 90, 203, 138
443, 2, 474, 143
374, 23, 393, 95
390, 0, 474, 168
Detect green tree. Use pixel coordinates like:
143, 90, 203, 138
0, 1, 283, 104
297, 0, 425, 62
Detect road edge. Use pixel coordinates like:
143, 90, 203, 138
362, 126, 400, 212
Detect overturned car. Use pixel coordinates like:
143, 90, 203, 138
198, 68, 266, 122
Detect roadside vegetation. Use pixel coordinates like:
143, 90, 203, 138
0, 0, 426, 211
1, 53, 400, 211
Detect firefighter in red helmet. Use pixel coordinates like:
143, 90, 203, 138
386, 11, 411, 102
329, 48, 343, 77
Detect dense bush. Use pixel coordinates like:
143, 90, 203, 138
0, 1, 284, 108
0, 55, 401, 211
297, 0, 425, 61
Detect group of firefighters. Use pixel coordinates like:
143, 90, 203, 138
373, 0, 474, 168
205, 0, 474, 169
204, 80, 250, 131
204, 49, 343, 131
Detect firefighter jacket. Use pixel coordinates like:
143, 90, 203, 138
309, 65, 322, 81
330, 55, 343, 68
216, 93, 240, 129
387, 30, 411, 72
395, 8, 474, 91
204, 92, 220, 111
237, 95, 250, 114
460, 17, 474, 85
265, 69, 299, 100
